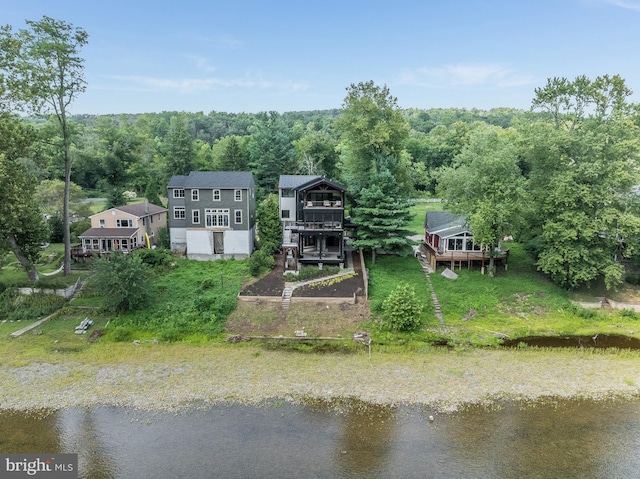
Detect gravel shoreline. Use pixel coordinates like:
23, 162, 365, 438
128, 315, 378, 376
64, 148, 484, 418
2, 346, 640, 412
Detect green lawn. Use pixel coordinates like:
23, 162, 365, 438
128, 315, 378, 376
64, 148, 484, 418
407, 200, 443, 235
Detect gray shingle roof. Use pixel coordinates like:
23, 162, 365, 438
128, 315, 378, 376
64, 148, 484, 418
78, 228, 138, 238
278, 175, 321, 189
425, 211, 471, 237
113, 203, 167, 217
168, 171, 255, 189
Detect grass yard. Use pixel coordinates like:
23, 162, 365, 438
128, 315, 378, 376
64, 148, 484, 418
407, 200, 442, 235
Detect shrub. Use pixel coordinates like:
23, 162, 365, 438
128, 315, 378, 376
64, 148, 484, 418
249, 248, 275, 277
156, 225, 170, 249
134, 248, 173, 267
90, 252, 155, 312
625, 274, 640, 286
381, 283, 424, 331
570, 304, 598, 319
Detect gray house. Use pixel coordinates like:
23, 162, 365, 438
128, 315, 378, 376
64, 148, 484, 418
278, 175, 347, 269
167, 171, 256, 260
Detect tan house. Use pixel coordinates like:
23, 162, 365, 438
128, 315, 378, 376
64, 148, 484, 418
77, 201, 167, 256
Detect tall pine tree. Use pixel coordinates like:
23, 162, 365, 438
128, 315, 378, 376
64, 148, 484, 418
351, 155, 413, 264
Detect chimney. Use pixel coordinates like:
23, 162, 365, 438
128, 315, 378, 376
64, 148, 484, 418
144, 198, 149, 214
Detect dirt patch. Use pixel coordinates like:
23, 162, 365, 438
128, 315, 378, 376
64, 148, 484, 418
239, 254, 286, 297
240, 250, 366, 299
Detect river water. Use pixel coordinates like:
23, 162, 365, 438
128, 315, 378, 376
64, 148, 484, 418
2, 398, 640, 478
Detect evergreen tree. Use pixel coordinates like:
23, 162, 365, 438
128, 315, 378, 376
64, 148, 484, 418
256, 193, 282, 253
248, 112, 297, 194
219, 135, 249, 171
164, 115, 195, 180
351, 155, 413, 264
144, 181, 162, 207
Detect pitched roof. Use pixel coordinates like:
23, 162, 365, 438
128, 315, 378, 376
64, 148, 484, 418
113, 203, 167, 217
278, 175, 321, 189
296, 176, 347, 192
89, 202, 167, 219
78, 228, 139, 238
425, 211, 471, 237
168, 171, 255, 189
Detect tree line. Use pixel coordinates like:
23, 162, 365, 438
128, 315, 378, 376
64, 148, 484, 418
2, 16, 640, 292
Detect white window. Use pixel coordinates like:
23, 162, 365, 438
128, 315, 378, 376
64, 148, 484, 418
192, 209, 200, 224
192, 189, 199, 201
122, 239, 128, 250
173, 189, 185, 198
235, 209, 242, 224
116, 219, 132, 227
213, 189, 221, 201
205, 208, 229, 227
235, 189, 242, 201
447, 238, 463, 251
173, 207, 186, 220
281, 189, 294, 198
99, 219, 105, 228
281, 210, 290, 219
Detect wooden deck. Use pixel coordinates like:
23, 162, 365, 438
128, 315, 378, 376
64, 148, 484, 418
422, 244, 509, 272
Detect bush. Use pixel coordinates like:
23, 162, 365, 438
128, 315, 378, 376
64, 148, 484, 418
249, 248, 275, 277
381, 283, 424, 331
625, 274, 640, 286
90, 252, 155, 312
134, 248, 173, 267
156, 225, 171, 249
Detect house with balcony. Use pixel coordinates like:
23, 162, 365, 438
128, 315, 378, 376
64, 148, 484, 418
279, 175, 347, 270
423, 211, 509, 272
76, 201, 167, 257
167, 171, 256, 260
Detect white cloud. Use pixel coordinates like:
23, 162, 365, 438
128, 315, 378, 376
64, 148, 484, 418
603, 0, 640, 11
398, 63, 534, 88
188, 55, 217, 73
96, 75, 311, 94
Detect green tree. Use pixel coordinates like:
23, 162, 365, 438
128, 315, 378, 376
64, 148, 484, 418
143, 180, 162, 207
164, 114, 195, 180
0, 16, 88, 275
381, 283, 424, 331
0, 153, 49, 283
90, 252, 154, 312
248, 112, 298, 194
437, 124, 524, 275
35, 179, 89, 217
522, 75, 640, 289
351, 155, 413, 264
292, 130, 339, 178
334, 81, 411, 200
94, 115, 141, 191
256, 193, 282, 253
217, 135, 249, 171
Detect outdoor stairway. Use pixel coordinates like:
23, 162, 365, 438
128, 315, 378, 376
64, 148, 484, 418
282, 287, 293, 310
417, 253, 445, 328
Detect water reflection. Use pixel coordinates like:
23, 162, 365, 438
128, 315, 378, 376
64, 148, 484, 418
2, 398, 640, 478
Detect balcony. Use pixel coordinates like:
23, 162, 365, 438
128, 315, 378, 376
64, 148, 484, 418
305, 200, 342, 208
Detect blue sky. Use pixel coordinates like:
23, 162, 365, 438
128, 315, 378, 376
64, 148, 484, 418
3, 0, 640, 114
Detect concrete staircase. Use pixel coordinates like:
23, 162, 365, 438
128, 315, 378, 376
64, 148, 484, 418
282, 286, 293, 310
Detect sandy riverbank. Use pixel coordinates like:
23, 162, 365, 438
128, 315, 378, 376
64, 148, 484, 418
1, 345, 639, 412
